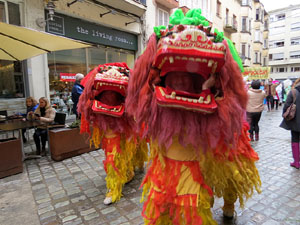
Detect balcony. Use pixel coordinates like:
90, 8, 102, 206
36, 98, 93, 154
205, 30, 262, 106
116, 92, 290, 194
224, 17, 238, 33
91, 0, 147, 17
155, 0, 179, 9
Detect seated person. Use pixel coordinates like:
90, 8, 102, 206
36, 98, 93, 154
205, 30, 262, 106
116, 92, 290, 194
28, 97, 56, 156
22, 96, 39, 143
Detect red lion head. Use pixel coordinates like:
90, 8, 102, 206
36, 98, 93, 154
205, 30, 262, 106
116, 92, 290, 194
78, 63, 134, 135
126, 18, 247, 150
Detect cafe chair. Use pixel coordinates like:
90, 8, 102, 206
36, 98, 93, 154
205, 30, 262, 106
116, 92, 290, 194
46, 112, 67, 155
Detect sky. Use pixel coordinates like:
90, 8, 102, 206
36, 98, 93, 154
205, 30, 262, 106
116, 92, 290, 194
260, 0, 300, 12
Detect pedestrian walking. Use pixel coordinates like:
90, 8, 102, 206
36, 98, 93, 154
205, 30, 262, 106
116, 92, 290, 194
280, 78, 300, 169
265, 78, 277, 111
247, 80, 265, 141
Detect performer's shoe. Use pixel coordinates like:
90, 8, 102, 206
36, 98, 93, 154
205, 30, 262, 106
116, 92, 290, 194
104, 192, 113, 205
222, 203, 234, 219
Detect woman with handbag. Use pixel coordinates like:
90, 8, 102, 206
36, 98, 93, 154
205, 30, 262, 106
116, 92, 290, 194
280, 78, 300, 169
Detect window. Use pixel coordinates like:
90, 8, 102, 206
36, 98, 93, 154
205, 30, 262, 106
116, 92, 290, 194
263, 39, 268, 48
276, 14, 285, 21
48, 46, 135, 103
255, 30, 262, 42
290, 50, 300, 59
291, 67, 300, 72
216, 0, 221, 17
291, 9, 300, 18
269, 40, 284, 48
233, 14, 237, 29
291, 22, 300, 32
158, 8, 169, 26
241, 0, 251, 6
248, 44, 251, 58
291, 37, 300, 45
256, 8, 260, 20
263, 57, 266, 66
255, 52, 258, 63
0, 1, 20, 25
0, 1, 23, 99
264, 20, 268, 30
269, 53, 284, 61
277, 67, 286, 73
242, 17, 249, 32
241, 43, 246, 58
269, 26, 285, 35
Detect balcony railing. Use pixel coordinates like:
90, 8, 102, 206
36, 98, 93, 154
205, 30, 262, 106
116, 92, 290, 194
224, 17, 238, 33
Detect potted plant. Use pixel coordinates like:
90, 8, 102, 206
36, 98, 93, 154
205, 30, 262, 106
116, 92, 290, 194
49, 119, 94, 161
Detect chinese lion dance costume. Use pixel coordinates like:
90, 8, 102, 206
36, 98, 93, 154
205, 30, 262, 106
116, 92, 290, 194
78, 63, 147, 205
126, 9, 261, 224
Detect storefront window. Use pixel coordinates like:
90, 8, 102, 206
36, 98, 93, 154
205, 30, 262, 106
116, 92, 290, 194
87, 47, 106, 71
0, 2, 24, 99
0, 61, 25, 98
48, 46, 135, 112
0, 2, 6, 22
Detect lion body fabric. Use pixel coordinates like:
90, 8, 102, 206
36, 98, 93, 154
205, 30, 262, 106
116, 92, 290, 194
126, 9, 261, 224
78, 63, 148, 203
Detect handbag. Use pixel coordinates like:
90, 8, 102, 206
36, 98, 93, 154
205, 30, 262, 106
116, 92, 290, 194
283, 89, 297, 121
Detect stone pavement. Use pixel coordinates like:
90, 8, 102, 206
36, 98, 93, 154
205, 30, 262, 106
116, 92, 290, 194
0, 107, 300, 225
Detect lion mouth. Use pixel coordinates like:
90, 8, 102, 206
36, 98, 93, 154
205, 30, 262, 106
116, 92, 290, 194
92, 71, 128, 117
154, 72, 218, 114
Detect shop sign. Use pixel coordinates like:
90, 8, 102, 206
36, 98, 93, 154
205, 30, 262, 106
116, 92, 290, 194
46, 12, 138, 51
47, 15, 64, 35
242, 67, 270, 80
60, 73, 76, 82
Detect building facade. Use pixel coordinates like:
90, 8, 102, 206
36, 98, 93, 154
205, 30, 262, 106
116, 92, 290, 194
268, 4, 300, 80
0, 0, 146, 115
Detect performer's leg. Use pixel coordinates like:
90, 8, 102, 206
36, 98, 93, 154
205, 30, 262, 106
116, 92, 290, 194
103, 151, 127, 205
222, 181, 237, 219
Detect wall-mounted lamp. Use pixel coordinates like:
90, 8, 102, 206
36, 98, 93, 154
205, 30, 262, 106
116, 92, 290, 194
36, 1, 56, 27
100, 9, 116, 18
67, 0, 84, 7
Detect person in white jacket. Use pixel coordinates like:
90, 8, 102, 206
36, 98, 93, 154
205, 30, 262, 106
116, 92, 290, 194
246, 80, 266, 141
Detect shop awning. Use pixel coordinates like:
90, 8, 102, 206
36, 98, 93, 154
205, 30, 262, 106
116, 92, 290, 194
0, 22, 91, 61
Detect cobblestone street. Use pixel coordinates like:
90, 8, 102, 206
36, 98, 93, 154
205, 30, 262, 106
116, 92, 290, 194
0, 107, 300, 225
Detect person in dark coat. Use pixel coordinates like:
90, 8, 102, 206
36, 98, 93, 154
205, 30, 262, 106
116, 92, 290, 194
280, 78, 300, 169
71, 73, 84, 118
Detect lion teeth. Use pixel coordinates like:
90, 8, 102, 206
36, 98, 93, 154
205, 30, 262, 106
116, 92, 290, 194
193, 99, 197, 103
204, 95, 211, 104
171, 92, 176, 99
176, 96, 181, 100
208, 59, 214, 67
198, 96, 204, 103
169, 56, 174, 64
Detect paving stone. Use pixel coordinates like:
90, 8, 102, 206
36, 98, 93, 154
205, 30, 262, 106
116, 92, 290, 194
109, 216, 128, 225
80, 208, 96, 216
54, 200, 70, 209
39, 210, 57, 221
62, 215, 77, 223
38, 205, 55, 215
101, 206, 116, 215
84, 212, 99, 221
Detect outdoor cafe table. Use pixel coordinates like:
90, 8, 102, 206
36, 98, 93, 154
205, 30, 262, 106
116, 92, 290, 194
0, 119, 42, 160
